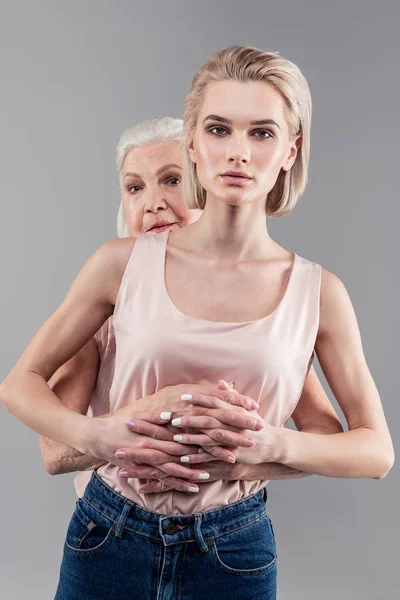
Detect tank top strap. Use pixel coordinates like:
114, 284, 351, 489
113, 231, 168, 330
270, 253, 322, 361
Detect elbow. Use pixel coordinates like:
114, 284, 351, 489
373, 449, 395, 480
44, 459, 63, 476
0, 379, 13, 413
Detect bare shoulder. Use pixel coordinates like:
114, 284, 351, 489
89, 238, 137, 304
318, 268, 356, 339
95, 237, 137, 272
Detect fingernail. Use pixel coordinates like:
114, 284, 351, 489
160, 412, 172, 421
172, 418, 182, 426
119, 470, 129, 477
218, 379, 229, 388
126, 421, 135, 429
188, 486, 199, 493
116, 450, 126, 458
198, 473, 210, 480
246, 438, 254, 446
173, 434, 183, 442
227, 456, 235, 463
181, 394, 192, 401
255, 421, 263, 430
251, 401, 260, 410
138, 488, 145, 494
197, 448, 205, 453
180, 456, 190, 462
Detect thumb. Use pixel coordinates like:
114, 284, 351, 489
129, 409, 172, 425
218, 379, 235, 391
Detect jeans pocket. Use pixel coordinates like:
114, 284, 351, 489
211, 514, 277, 576
64, 499, 115, 557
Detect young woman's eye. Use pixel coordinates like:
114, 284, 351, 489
166, 176, 181, 186
252, 130, 272, 140
127, 185, 143, 194
208, 126, 229, 136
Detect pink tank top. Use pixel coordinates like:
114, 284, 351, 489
82, 230, 321, 514
73, 317, 116, 497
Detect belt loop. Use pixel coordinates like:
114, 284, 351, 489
194, 514, 208, 553
114, 502, 131, 539
263, 486, 268, 503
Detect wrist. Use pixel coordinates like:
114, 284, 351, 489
72, 415, 99, 455
270, 426, 288, 464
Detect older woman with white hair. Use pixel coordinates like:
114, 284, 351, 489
2, 44, 392, 596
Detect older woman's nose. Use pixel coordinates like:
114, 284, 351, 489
144, 195, 168, 213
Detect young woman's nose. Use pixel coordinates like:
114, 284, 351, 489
226, 133, 250, 164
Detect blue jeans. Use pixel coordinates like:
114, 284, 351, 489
55, 470, 277, 599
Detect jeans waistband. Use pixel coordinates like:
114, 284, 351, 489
81, 471, 268, 552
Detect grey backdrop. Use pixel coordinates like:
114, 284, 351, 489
0, 1, 398, 599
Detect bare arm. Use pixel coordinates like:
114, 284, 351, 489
39, 338, 107, 475
136, 364, 345, 492
268, 269, 394, 479
0, 238, 134, 453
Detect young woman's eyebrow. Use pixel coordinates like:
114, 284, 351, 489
203, 114, 280, 129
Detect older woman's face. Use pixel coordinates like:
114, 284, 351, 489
121, 140, 191, 236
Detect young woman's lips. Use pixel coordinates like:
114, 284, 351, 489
220, 174, 253, 185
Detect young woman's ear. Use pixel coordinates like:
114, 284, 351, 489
187, 138, 197, 164
282, 135, 301, 171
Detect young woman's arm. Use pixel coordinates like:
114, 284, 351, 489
253, 269, 394, 479
290, 364, 343, 435
0, 239, 133, 455
0, 239, 261, 481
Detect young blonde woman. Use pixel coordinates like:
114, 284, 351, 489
1, 47, 393, 599
40, 117, 342, 500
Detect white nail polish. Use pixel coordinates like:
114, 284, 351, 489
172, 417, 182, 426
160, 412, 172, 421
180, 456, 190, 462
198, 473, 210, 480
197, 448, 205, 453
173, 434, 183, 442
181, 394, 192, 401
188, 487, 199, 493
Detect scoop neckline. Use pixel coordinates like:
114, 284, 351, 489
160, 229, 298, 326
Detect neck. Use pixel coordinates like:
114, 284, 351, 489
184, 194, 278, 263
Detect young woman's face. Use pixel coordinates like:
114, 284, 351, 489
188, 80, 300, 209
121, 140, 191, 236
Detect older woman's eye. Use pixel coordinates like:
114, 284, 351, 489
127, 185, 143, 194
166, 176, 181, 186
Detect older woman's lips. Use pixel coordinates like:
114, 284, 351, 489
146, 222, 178, 233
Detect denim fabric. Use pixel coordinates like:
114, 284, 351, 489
54, 470, 277, 599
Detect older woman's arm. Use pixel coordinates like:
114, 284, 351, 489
38, 339, 107, 475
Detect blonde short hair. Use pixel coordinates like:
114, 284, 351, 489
182, 45, 312, 217
116, 117, 183, 237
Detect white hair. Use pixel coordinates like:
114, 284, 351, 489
116, 117, 183, 238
